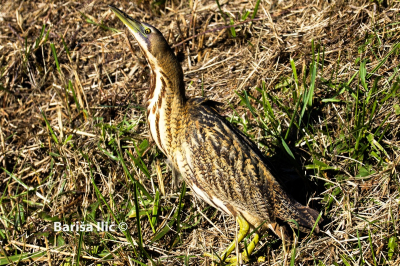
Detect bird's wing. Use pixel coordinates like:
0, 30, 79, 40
177, 98, 320, 232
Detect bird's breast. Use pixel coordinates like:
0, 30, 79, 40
173, 148, 236, 217
147, 108, 167, 155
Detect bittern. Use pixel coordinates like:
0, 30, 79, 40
110, 5, 321, 264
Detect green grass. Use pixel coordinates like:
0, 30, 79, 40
230, 25, 399, 265
1, 1, 399, 265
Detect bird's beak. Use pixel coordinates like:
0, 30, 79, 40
109, 5, 145, 36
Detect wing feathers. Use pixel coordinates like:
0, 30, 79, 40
178, 98, 321, 235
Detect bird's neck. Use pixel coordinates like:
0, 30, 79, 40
146, 66, 185, 109
146, 60, 186, 156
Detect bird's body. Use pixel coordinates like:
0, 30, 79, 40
154, 97, 319, 237
110, 5, 321, 262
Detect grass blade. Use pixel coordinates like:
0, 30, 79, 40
281, 138, 295, 160
251, 0, 261, 19
367, 41, 400, 79
229, 17, 236, 37
215, 0, 227, 23
133, 182, 143, 249
50, 43, 61, 74
368, 226, 377, 266
151, 190, 160, 232
40, 108, 59, 144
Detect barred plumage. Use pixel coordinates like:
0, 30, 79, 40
110, 5, 321, 262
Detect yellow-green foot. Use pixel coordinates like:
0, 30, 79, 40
257, 256, 266, 262
203, 216, 261, 265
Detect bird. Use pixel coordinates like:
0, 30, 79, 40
109, 5, 321, 263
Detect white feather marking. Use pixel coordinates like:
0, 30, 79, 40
211, 197, 232, 215
146, 63, 163, 108
126, 28, 171, 155
268, 224, 275, 231
192, 184, 215, 208
145, 55, 166, 152
126, 27, 163, 109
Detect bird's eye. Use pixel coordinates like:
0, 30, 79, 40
144, 28, 151, 34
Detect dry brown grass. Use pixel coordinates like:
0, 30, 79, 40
1, 0, 399, 265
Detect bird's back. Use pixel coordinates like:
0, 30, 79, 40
107, 4, 320, 242
172, 98, 320, 236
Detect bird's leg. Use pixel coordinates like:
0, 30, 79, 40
204, 216, 249, 262
224, 232, 261, 264
242, 232, 259, 259
222, 216, 250, 261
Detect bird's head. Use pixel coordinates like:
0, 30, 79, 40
109, 5, 179, 73
109, 5, 185, 100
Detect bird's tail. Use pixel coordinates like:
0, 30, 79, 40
273, 189, 322, 235
289, 200, 322, 233
268, 199, 322, 242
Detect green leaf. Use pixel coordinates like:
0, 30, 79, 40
34, 24, 46, 48
127, 149, 151, 179
61, 37, 70, 56
275, 77, 291, 89
169, 181, 187, 248
388, 236, 398, 260
133, 182, 143, 248
57, 235, 66, 246
50, 43, 61, 73
356, 165, 376, 177
394, 104, 400, 115
360, 60, 368, 90
89, 200, 100, 220
340, 255, 351, 266
229, 17, 236, 38
97, 142, 118, 160
251, 0, 261, 19
321, 98, 342, 103
138, 139, 149, 155
151, 220, 173, 243
40, 108, 59, 144
281, 138, 295, 160
63, 134, 73, 145
151, 190, 160, 232
119, 151, 153, 201
368, 227, 377, 266
3, 168, 32, 191
68, 80, 80, 112
215, 0, 227, 23
308, 212, 323, 237
0, 251, 46, 265
241, 10, 251, 21
39, 211, 61, 222
357, 230, 365, 265
306, 159, 338, 170
367, 41, 400, 79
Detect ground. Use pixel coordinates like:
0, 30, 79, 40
0, 0, 399, 265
